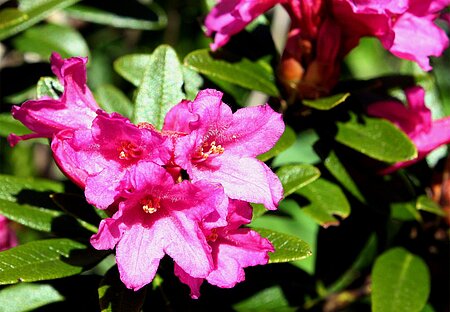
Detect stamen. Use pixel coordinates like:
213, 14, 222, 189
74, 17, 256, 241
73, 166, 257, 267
117, 141, 143, 160
206, 229, 219, 242
140, 196, 160, 214
194, 140, 225, 161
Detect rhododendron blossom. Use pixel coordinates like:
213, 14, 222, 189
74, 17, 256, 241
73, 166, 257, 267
367, 86, 450, 173
8, 53, 100, 146
163, 89, 284, 210
0, 215, 17, 252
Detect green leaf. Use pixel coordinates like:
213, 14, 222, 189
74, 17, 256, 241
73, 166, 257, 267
0, 9, 28, 31
324, 151, 365, 203
95, 84, 133, 119
36, 76, 63, 99
273, 129, 320, 167
254, 228, 312, 263
182, 66, 203, 100
0, 0, 81, 41
98, 266, 146, 312
258, 126, 296, 162
296, 178, 351, 227
233, 286, 296, 312
13, 23, 89, 60
416, 195, 446, 217
0, 238, 107, 285
335, 115, 417, 162
0, 283, 64, 312
133, 45, 185, 128
390, 201, 422, 222
0, 174, 63, 202
0, 113, 31, 137
114, 54, 152, 87
184, 49, 279, 97
372, 248, 430, 312
65, 3, 167, 30
276, 164, 320, 197
303, 93, 350, 110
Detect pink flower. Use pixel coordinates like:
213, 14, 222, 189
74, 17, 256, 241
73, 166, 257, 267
0, 215, 18, 252
90, 161, 228, 291
51, 111, 172, 208
163, 89, 284, 210
8, 53, 100, 146
367, 86, 450, 173
174, 200, 274, 299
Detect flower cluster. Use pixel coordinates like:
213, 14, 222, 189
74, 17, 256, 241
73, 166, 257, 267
206, 0, 450, 98
9, 54, 285, 296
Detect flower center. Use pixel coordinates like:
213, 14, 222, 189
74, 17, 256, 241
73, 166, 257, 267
140, 196, 160, 214
117, 141, 143, 160
194, 140, 224, 162
206, 229, 219, 242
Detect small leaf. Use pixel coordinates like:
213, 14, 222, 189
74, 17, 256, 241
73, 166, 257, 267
0, 174, 63, 202
0, 113, 31, 137
335, 115, 417, 162
296, 178, 351, 227
13, 23, 89, 59
276, 164, 320, 197
233, 286, 296, 312
95, 84, 133, 119
98, 266, 147, 312
0, 238, 107, 285
36, 76, 63, 99
254, 228, 312, 263
132, 45, 184, 129
372, 248, 430, 312
0, 283, 64, 312
114, 54, 152, 87
0, 8, 28, 30
258, 126, 296, 162
416, 195, 446, 217
303, 93, 350, 110
184, 49, 279, 97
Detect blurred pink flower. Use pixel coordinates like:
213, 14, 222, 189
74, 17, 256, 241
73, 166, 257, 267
8, 53, 100, 146
174, 200, 273, 299
90, 162, 228, 291
163, 89, 284, 210
367, 86, 450, 173
0, 215, 17, 252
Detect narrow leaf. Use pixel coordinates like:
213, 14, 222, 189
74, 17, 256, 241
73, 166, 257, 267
113, 54, 152, 87
372, 248, 430, 312
303, 93, 350, 110
133, 45, 184, 129
184, 49, 279, 97
336, 115, 417, 162
36, 76, 63, 99
296, 178, 351, 227
276, 164, 320, 197
0, 239, 107, 285
0, 8, 28, 31
254, 228, 312, 263
258, 126, 296, 162
0, 174, 63, 202
0, 283, 64, 312
95, 84, 133, 119
416, 195, 446, 217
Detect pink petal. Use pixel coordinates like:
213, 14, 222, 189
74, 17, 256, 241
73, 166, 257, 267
0, 215, 17, 251
174, 264, 203, 299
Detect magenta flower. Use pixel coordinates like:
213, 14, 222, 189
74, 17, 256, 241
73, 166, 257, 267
174, 199, 274, 299
367, 86, 450, 173
0, 215, 18, 252
163, 89, 284, 210
8, 53, 100, 146
51, 111, 172, 208
90, 161, 228, 290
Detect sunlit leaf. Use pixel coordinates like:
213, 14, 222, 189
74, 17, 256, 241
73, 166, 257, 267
258, 126, 296, 162
276, 164, 320, 197
36, 77, 63, 99
233, 286, 296, 312
416, 195, 446, 217
0, 283, 64, 312
303, 93, 350, 110
95, 84, 133, 119
114, 54, 152, 87
0, 174, 63, 202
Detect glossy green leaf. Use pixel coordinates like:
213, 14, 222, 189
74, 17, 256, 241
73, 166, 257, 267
303, 93, 350, 110
13, 23, 89, 59
390, 201, 421, 222
182, 66, 203, 100
98, 266, 146, 312
233, 286, 295, 312
184, 49, 279, 96
65, 3, 167, 30
258, 126, 296, 162
36, 76, 63, 99
0, 0, 81, 41
296, 178, 351, 227
273, 129, 320, 167
324, 151, 365, 203
0, 283, 64, 312
254, 228, 312, 263
372, 248, 430, 312
0, 238, 107, 285
206, 74, 250, 107
0, 113, 31, 137
0, 174, 63, 202
336, 115, 417, 162
0, 9, 28, 31
416, 195, 446, 217
114, 54, 152, 87
276, 164, 320, 197
95, 84, 133, 119
132, 45, 184, 128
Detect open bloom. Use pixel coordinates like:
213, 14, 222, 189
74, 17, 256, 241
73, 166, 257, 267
8, 53, 100, 146
174, 199, 273, 298
367, 86, 450, 173
0, 215, 17, 252
52, 111, 172, 207
90, 162, 228, 290
163, 89, 284, 210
